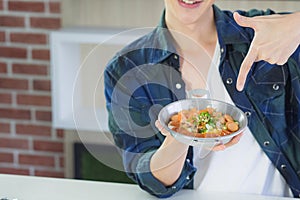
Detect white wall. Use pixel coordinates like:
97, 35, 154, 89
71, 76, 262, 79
62, 0, 300, 28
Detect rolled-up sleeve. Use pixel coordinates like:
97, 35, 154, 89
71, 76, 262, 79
135, 150, 196, 198
104, 56, 196, 198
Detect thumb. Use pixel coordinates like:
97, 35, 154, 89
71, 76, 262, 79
233, 12, 255, 29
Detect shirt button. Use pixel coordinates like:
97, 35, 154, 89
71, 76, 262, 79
221, 48, 224, 53
281, 164, 286, 170
263, 141, 270, 146
176, 83, 182, 89
174, 55, 178, 60
272, 84, 280, 91
245, 111, 251, 117
186, 159, 190, 163
172, 186, 177, 189
226, 78, 233, 85
186, 176, 190, 180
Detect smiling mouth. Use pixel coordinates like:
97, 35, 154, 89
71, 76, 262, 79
180, 0, 202, 5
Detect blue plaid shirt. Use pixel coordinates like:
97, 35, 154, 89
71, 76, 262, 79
104, 5, 300, 198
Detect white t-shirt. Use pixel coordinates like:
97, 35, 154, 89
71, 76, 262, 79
192, 42, 293, 197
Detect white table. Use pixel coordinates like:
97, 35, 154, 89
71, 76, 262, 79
0, 174, 294, 200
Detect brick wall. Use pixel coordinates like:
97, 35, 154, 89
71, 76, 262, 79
0, 0, 64, 178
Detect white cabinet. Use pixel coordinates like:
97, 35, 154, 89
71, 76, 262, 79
50, 27, 150, 132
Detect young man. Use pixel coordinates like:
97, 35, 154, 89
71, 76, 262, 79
105, 0, 300, 198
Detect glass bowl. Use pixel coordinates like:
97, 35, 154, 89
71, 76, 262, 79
158, 98, 248, 147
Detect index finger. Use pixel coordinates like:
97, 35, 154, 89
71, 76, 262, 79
212, 132, 243, 151
236, 45, 258, 91
155, 120, 170, 136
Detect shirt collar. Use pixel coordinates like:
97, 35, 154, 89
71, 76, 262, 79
213, 5, 252, 45
147, 10, 177, 64
150, 5, 252, 64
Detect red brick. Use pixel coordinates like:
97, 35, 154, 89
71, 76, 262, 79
0, 93, 12, 104
0, 16, 25, 27
59, 156, 64, 168
17, 94, 51, 106
8, 1, 45, 12
0, 122, 10, 133
0, 31, 5, 42
56, 129, 64, 138
35, 110, 52, 121
0, 108, 31, 120
0, 62, 7, 73
0, 46, 27, 59
16, 124, 51, 136
10, 32, 47, 44
0, 78, 28, 90
49, 2, 60, 13
0, 167, 30, 175
33, 79, 51, 91
0, 152, 13, 163
30, 17, 61, 29
19, 154, 55, 167
0, 137, 29, 149
33, 140, 63, 152
35, 170, 64, 178
12, 63, 47, 75
32, 49, 50, 60
0, 0, 3, 10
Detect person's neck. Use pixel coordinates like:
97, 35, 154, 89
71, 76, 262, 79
166, 7, 217, 52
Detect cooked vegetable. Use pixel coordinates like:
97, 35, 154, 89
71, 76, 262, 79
168, 107, 240, 138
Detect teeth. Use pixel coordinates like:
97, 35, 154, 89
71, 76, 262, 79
182, 0, 197, 4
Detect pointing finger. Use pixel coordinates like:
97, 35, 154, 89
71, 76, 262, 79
236, 44, 258, 91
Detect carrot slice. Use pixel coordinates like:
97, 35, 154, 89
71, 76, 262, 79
171, 113, 181, 122
222, 129, 231, 135
198, 108, 208, 114
206, 107, 214, 114
224, 114, 234, 122
226, 122, 239, 132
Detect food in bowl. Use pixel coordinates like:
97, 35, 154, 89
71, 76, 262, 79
158, 99, 247, 146
168, 107, 239, 138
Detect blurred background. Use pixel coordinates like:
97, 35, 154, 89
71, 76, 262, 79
0, 0, 299, 183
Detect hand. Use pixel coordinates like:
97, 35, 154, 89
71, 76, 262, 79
155, 120, 188, 147
233, 12, 300, 91
155, 120, 171, 137
212, 133, 243, 151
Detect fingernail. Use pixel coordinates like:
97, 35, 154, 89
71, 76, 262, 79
236, 83, 243, 91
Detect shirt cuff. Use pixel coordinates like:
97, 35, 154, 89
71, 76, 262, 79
135, 150, 196, 198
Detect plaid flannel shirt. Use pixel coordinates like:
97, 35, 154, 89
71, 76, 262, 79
104, 5, 300, 198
